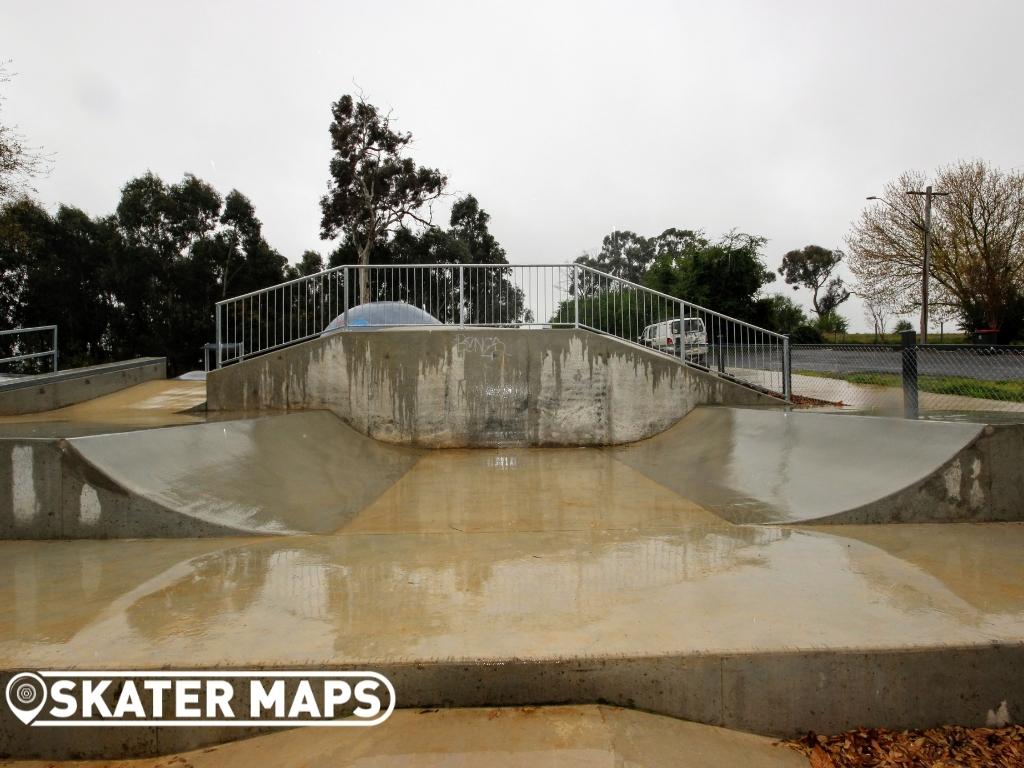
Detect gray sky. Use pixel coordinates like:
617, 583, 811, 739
5, 0, 1024, 330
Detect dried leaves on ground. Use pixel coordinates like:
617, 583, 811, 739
785, 725, 1024, 767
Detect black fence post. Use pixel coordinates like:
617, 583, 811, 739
717, 334, 725, 374
901, 330, 919, 419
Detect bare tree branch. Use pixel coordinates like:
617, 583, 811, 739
0, 61, 52, 201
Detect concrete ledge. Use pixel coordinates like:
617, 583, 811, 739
0, 358, 167, 416
207, 329, 781, 447
2, 644, 1020, 759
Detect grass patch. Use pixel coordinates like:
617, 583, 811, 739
794, 369, 1024, 402
813, 332, 975, 345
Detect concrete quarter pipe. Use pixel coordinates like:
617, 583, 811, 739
4, 406, 1020, 539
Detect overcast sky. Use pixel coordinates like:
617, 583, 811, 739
5, 0, 1024, 330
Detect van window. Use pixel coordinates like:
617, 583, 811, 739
670, 320, 680, 334
683, 318, 705, 334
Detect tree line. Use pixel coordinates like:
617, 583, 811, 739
566, 229, 844, 342
1, 173, 295, 372
0, 84, 520, 372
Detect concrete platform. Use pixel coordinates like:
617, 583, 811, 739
1, 510, 1022, 755
0, 359, 168, 417
206, 328, 782, 447
0, 379, 206, 438
0, 706, 806, 767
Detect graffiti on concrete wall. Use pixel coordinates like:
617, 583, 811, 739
454, 335, 510, 361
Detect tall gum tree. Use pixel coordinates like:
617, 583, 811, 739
778, 244, 850, 320
319, 94, 447, 304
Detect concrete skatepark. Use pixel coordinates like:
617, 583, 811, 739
1, 327, 1022, 762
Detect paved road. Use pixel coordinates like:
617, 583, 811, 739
694, 345, 1024, 380
789, 345, 1024, 380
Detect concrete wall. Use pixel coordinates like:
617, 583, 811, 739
3, 644, 1022, 758
0, 358, 166, 416
207, 329, 781, 447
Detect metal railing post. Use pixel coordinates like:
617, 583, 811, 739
782, 335, 791, 402
215, 304, 222, 369
343, 266, 350, 318
679, 301, 686, 362
901, 330, 919, 419
52, 325, 59, 372
459, 265, 466, 326
574, 264, 580, 328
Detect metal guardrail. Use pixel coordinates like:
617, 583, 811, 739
0, 325, 58, 374
214, 264, 791, 400
790, 333, 1024, 417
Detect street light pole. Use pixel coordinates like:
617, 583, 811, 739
866, 186, 948, 344
905, 186, 947, 343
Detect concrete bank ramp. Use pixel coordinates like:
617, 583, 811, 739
613, 407, 1024, 524
63, 412, 421, 536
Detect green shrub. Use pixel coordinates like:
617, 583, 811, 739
790, 324, 825, 343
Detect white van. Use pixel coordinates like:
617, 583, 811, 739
639, 318, 708, 365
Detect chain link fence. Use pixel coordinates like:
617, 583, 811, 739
790, 339, 1024, 420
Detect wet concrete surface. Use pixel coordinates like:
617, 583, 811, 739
2, 399, 1020, 664
68, 412, 422, 535
340, 446, 721, 534
2, 519, 1022, 668
2, 391, 1023, 752
0, 706, 806, 767
0, 380, 207, 437
789, 370, 1024, 416
613, 407, 992, 524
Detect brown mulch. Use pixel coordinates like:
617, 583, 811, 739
785, 725, 1024, 767
788, 393, 845, 407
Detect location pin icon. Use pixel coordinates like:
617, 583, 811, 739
5, 673, 47, 725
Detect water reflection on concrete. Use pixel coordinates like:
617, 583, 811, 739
342, 447, 724, 534
2, 402, 1023, 670
813, 522, 1024, 615
2, 518, 1022, 668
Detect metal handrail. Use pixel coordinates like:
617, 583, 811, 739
212, 263, 791, 401
212, 263, 556, 307
0, 325, 59, 372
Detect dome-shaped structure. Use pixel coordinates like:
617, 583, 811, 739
320, 301, 442, 336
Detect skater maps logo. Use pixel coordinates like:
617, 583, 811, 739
4, 671, 394, 727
